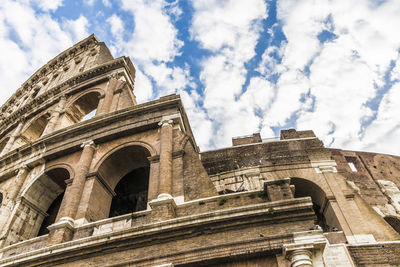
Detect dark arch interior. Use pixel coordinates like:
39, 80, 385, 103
0, 192, 3, 206
38, 193, 64, 236
109, 166, 150, 218
291, 178, 333, 232
66, 91, 100, 123
22, 113, 51, 142
37, 168, 70, 236
384, 216, 400, 234
0, 137, 9, 154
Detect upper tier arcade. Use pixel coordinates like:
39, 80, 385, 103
0, 34, 137, 157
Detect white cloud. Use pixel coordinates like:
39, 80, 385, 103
32, 0, 63, 11
83, 0, 95, 6
362, 81, 400, 155
190, 0, 268, 148
120, 0, 183, 63
102, 0, 111, 7
0, 1, 89, 107
63, 15, 90, 42
107, 14, 123, 41
254, 0, 400, 154
133, 69, 153, 103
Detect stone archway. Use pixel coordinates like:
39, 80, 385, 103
19, 113, 51, 144
291, 177, 341, 232
0, 136, 10, 154
58, 90, 102, 128
5, 168, 71, 244
97, 145, 151, 218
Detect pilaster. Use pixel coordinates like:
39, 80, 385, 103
49, 140, 96, 244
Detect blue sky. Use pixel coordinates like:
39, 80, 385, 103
1, 0, 400, 155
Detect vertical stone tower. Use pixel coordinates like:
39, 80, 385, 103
0, 35, 399, 266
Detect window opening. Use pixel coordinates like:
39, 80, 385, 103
345, 156, 358, 172
109, 167, 150, 217
37, 192, 64, 236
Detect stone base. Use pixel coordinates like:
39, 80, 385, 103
149, 195, 177, 222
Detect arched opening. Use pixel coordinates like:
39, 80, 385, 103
0, 136, 10, 154
64, 91, 100, 124
37, 192, 64, 236
384, 216, 400, 234
6, 167, 71, 244
291, 177, 341, 232
20, 113, 51, 143
0, 191, 3, 206
97, 145, 151, 218
109, 167, 150, 217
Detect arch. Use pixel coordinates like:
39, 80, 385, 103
20, 112, 51, 143
384, 216, 400, 234
96, 144, 152, 218
0, 136, 10, 154
97, 145, 151, 190
60, 89, 103, 126
94, 140, 157, 172
15, 168, 70, 239
45, 163, 75, 180
291, 177, 341, 232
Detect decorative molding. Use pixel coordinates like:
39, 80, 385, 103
311, 160, 338, 173
81, 140, 96, 149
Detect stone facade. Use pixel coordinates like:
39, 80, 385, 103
0, 35, 399, 266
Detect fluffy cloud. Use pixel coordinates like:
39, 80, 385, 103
32, 0, 63, 11
0, 0, 89, 106
190, 0, 268, 148
258, 0, 400, 154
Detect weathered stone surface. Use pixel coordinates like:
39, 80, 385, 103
0, 36, 400, 267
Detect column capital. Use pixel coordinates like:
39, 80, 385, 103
285, 248, 313, 267
81, 140, 96, 149
15, 165, 30, 174
158, 119, 174, 127
59, 94, 67, 101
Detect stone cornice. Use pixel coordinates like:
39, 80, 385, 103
0, 95, 191, 176
0, 197, 313, 266
0, 56, 133, 136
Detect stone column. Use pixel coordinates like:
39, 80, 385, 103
158, 119, 173, 199
61, 140, 96, 219
96, 78, 119, 115
42, 96, 67, 136
0, 119, 24, 156
283, 230, 327, 267
49, 140, 96, 244
110, 87, 122, 112
286, 249, 313, 267
0, 166, 30, 242
95, 94, 105, 116
6, 166, 30, 203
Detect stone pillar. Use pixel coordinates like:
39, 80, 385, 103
42, 96, 67, 136
6, 166, 30, 203
0, 119, 24, 156
61, 140, 96, 219
49, 140, 96, 244
110, 87, 122, 112
286, 249, 313, 267
158, 119, 173, 199
0, 166, 30, 243
283, 230, 327, 267
96, 78, 119, 115
95, 94, 105, 116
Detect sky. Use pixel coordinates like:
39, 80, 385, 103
0, 0, 400, 155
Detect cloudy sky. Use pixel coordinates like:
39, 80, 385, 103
0, 0, 400, 155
